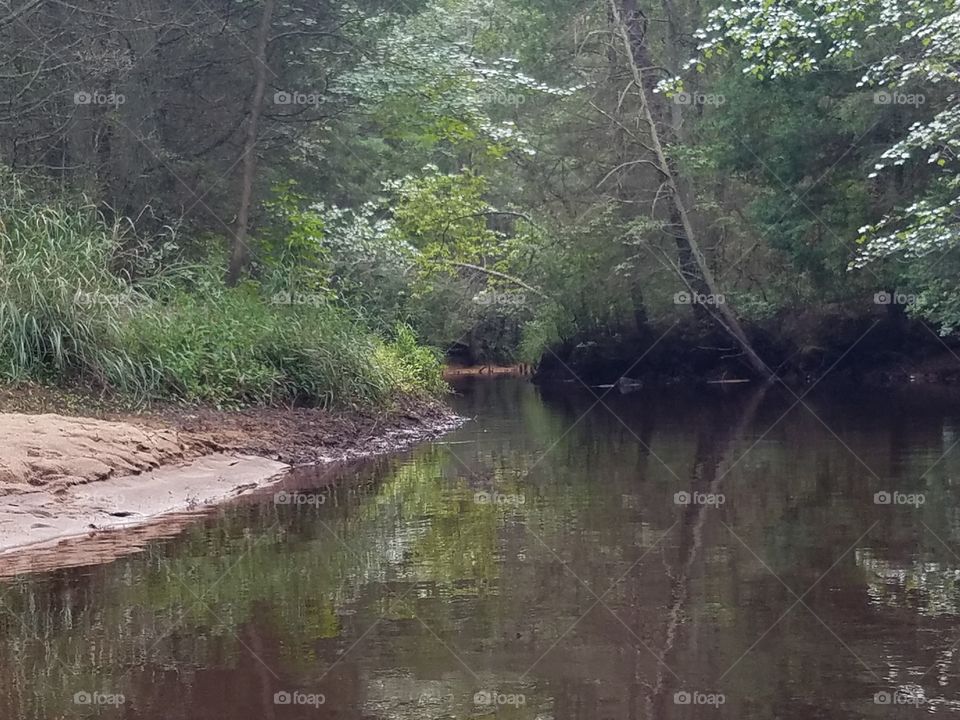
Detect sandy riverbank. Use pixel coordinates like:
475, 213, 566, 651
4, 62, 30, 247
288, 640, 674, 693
0, 400, 461, 575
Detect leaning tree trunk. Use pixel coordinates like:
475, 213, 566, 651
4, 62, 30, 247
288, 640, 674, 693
611, 0, 772, 379
226, 0, 276, 286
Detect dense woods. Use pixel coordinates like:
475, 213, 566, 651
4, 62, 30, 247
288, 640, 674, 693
0, 0, 957, 394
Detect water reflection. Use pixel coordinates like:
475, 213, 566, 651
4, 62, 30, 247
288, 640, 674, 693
2, 379, 960, 718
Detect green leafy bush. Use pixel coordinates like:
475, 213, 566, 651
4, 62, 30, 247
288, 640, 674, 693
375, 324, 447, 397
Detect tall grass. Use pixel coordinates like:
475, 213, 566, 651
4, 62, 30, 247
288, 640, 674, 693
122, 290, 436, 407
0, 174, 144, 389
0, 174, 445, 408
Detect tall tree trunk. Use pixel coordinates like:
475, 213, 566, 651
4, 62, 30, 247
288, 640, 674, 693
610, 0, 772, 379
227, 0, 276, 286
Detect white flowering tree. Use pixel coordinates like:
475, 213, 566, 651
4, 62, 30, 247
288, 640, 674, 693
659, 0, 959, 270
335, 0, 580, 160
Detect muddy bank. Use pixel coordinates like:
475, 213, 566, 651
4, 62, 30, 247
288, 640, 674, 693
444, 364, 535, 379
536, 307, 960, 387
136, 398, 462, 466
0, 398, 462, 575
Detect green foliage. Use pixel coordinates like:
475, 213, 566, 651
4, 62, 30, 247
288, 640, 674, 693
257, 181, 331, 297
315, 202, 416, 332
519, 311, 565, 364
0, 175, 446, 408
0, 172, 151, 391
335, 2, 578, 162
375, 323, 448, 396
122, 289, 440, 408
903, 253, 960, 335
6, 0, 959, 374
389, 167, 497, 269
679, 0, 960, 328
511, 207, 645, 361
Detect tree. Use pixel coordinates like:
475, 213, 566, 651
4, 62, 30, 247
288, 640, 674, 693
609, 0, 773, 377
671, 0, 960, 327
228, 0, 277, 285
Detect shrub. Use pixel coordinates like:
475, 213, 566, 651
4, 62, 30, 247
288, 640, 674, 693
375, 324, 447, 397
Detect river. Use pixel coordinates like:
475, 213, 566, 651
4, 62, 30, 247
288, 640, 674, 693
2, 377, 960, 718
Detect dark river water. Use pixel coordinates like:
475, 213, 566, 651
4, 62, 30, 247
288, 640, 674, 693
3, 378, 960, 719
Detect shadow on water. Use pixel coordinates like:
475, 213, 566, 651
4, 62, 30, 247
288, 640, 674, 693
3, 377, 960, 718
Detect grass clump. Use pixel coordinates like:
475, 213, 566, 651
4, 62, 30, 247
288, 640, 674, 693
375, 324, 447, 397
0, 173, 147, 391
123, 290, 443, 407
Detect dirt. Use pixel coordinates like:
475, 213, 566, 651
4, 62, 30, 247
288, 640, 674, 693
0, 390, 462, 574
129, 398, 462, 466
0, 413, 210, 492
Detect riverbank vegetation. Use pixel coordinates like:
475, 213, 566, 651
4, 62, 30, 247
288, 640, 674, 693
0, 0, 956, 386
0, 173, 444, 407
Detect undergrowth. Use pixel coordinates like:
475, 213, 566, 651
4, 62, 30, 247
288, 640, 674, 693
0, 172, 446, 408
